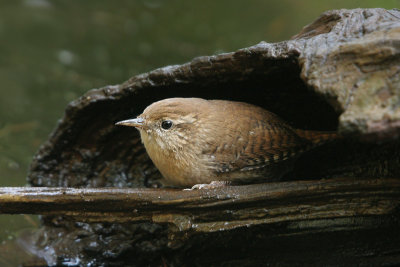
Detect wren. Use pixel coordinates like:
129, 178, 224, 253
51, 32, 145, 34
116, 98, 337, 187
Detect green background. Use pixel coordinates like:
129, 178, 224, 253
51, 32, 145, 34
0, 0, 398, 264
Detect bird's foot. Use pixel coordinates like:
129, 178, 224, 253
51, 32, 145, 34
184, 180, 231, 190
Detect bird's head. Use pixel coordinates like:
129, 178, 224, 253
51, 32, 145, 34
116, 98, 209, 153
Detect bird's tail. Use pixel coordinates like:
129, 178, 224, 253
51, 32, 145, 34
295, 129, 340, 147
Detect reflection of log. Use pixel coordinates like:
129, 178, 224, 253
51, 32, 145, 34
2, 178, 400, 228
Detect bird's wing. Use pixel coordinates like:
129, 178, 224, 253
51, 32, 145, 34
204, 117, 310, 174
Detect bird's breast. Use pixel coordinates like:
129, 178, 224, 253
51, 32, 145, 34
140, 131, 212, 186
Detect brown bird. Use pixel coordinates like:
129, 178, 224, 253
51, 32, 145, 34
116, 98, 337, 188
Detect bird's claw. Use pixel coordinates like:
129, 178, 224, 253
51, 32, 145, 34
184, 181, 231, 190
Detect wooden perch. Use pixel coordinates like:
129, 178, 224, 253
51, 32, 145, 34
1, 178, 399, 232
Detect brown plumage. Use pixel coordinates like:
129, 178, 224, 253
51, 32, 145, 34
116, 98, 338, 187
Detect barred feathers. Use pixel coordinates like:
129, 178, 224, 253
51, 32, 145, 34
295, 129, 339, 147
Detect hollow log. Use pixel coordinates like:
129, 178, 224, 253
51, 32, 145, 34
20, 8, 400, 266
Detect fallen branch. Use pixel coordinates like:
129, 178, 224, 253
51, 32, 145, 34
0, 178, 399, 232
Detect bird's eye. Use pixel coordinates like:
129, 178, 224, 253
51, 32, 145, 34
161, 120, 173, 130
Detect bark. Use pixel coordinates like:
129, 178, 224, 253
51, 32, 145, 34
19, 8, 400, 266
1, 178, 398, 227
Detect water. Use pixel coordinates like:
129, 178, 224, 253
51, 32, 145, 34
0, 0, 398, 264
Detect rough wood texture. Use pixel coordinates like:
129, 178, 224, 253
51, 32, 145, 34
2, 178, 399, 227
13, 178, 400, 266
22, 8, 400, 266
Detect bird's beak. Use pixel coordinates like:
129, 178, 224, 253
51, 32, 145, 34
115, 117, 145, 128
